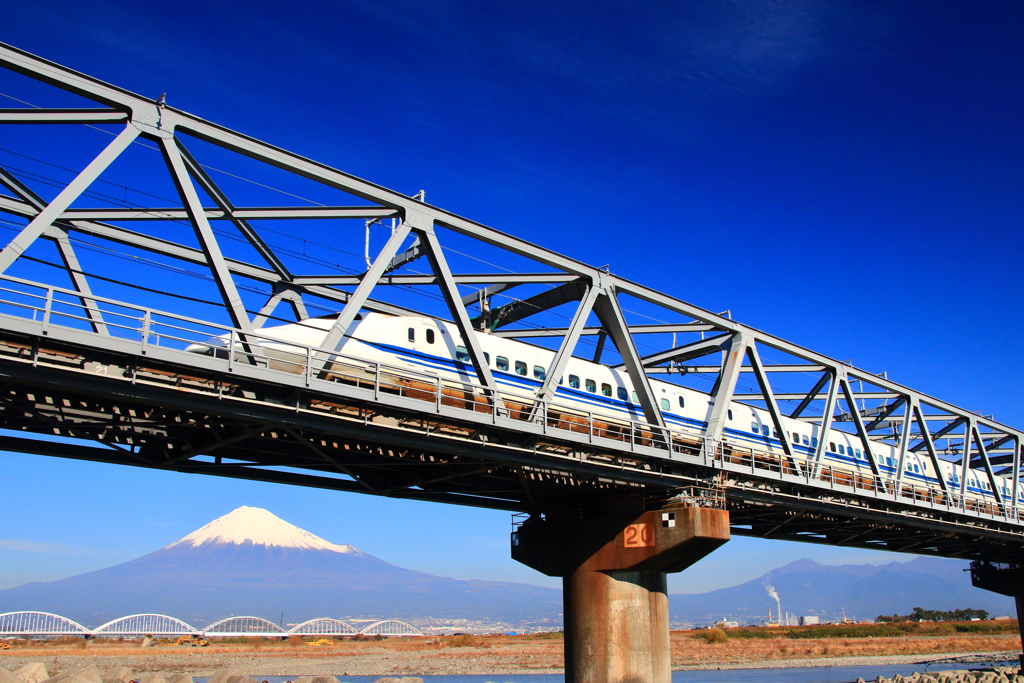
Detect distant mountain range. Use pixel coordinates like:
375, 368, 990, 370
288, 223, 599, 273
669, 556, 1016, 625
0, 506, 562, 627
0, 506, 1014, 629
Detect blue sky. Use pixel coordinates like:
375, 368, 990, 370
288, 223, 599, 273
0, 0, 1022, 598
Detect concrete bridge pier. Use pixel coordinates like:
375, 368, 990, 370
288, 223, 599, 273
512, 495, 730, 683
969, 562, 1024, 668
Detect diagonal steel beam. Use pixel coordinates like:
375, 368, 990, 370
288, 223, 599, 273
864, 397, 907, 433
592, 329, 607, 363
461, 282, 519, 309
838, 376, 881, 478
486, 279, 588, 330
702, 332, 747, 449
910, 416, 967, 452
0, 124, 139, 274
0, 167, 107, 334
160, 137, 254, 333
592, 288, 665, 429
809, 372, 838, 478
746, 343, 795, 461
790, 373, 832, 419
908, 400, 945, 493
958, 419, 972, 498
613, 333, 732, 370
417, 225, 503, 402
974, 423, 1003, 506
317, 219, 413, 355
177, 140, 292, 281
51, 228, 107, 335
534, 282, 599, 406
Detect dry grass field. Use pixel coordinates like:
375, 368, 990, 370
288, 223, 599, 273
0, 623, 1019, 676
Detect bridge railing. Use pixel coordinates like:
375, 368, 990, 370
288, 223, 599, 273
714, 441, 1017, 521
0, 274, 1017, 525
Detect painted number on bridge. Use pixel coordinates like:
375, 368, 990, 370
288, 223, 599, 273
623, 523, 654, 548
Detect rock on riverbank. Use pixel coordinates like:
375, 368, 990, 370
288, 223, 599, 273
854, 665, 1022, 683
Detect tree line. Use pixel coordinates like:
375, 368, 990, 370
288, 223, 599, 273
876, 607, 990, 622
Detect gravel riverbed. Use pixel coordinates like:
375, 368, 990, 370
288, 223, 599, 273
2, 647, 1020, 678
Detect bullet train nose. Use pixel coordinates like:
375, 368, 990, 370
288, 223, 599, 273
185, 337, 226, 355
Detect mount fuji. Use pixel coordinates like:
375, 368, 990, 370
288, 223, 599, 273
0, 506, 562, 627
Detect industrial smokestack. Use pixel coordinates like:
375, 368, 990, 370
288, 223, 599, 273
764, 581, 782, 623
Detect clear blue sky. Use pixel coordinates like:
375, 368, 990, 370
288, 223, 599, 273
0, 1, 1022, 597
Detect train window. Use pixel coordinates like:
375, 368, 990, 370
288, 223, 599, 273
632, 391, 639, 403
793, 432, 801, 444
661, 398, 670, 411
830, 442, 836, 452
484, 352, 490, 365
586, 379, 596, 393
456, 346, 470, 362
426, 329, 435, 344
618, 387, 629, 401
838, 445, 845, 455
802, 435, 809, 446
407, 327, 415, 343
679, 396, 686, 409
751, 422, 759, 434
856, 449, 862, 458
534, 365, 546, 380
727, 409, 732, 419
601, 383, 612, 397
762, 425, 770, 437
496, 356, 509, 371
515, 361, 527, 376
772, 429, 778, 438
569, 375, 580, 389
812, 437, 818, 448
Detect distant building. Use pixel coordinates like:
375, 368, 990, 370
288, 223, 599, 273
715, 621, 739, 628
800, 616, 820, 626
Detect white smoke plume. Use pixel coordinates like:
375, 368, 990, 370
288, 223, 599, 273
764, 581, 782, 621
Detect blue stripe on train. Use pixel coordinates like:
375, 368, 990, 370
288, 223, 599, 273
357, 340, 1012, 501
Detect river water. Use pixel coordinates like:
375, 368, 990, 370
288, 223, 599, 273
222, 661, 1014, 683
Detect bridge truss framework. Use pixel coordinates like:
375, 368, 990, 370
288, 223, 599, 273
0, 40, 1020, 567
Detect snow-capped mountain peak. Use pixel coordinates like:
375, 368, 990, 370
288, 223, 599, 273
166, 506, 359, 553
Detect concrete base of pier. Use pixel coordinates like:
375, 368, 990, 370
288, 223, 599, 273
968, 562, 1024, 668
512, 495, 730, 683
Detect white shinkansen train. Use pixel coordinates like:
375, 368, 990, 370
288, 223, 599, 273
188, 312, 1021, 510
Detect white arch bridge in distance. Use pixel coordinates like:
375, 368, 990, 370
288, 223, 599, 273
0, 612, 424, 637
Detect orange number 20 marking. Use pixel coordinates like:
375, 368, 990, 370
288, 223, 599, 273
623, 523, 653, 548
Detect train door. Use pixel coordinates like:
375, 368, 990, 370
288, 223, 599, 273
405, 321, 438, 373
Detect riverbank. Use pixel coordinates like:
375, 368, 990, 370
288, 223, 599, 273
1, 631, 1019, 677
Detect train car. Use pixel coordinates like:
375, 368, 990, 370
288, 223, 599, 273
186, 312, 1020, 510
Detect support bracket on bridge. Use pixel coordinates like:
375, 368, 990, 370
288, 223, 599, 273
969, 561, 1024, 668
513, 494, 729, 683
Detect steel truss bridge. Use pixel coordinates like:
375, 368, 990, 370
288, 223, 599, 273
0, 40, 1021, 566
0, 612, 424, 638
